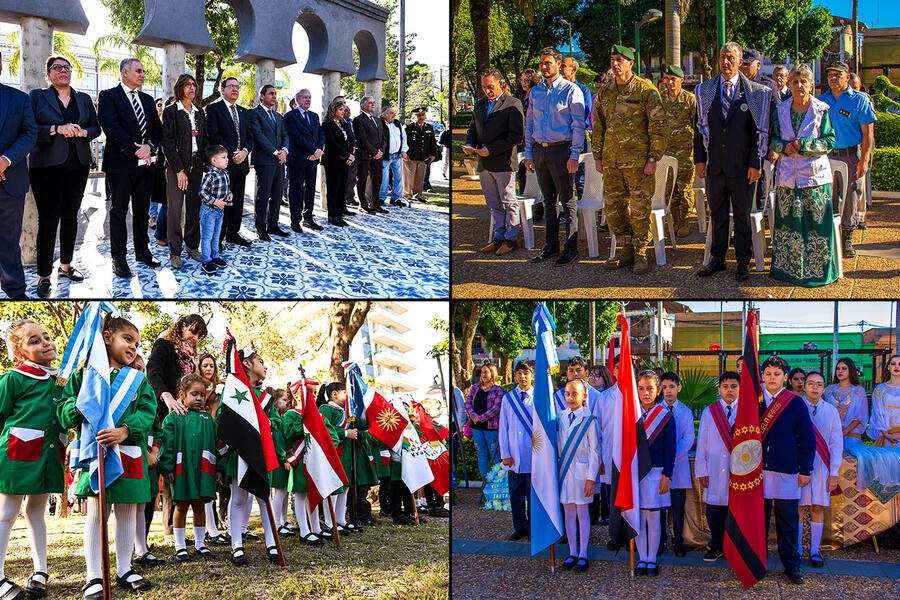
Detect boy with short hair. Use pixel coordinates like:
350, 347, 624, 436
499, 360, 535, 541
198, 145, 233, 275
695, 371, 740, 562
658, 372, 694, 557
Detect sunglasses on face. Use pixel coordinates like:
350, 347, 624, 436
50, 65, 72, 73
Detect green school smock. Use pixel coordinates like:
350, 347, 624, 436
370, 438, 393, 481
281, 408, 308, 493
319, 403, 348, 494
58, 369, 156, 504
158, 409, 218, 502
216, 387, 279, 484
268, 402, 289, 490
147, 417, 163, 499
0, 368, 66, 495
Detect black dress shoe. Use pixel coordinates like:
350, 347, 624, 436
329, 217, 347, 227
227, 235, 252, 247
303, 219, 324, 231
508, 529, 529, 541
291, 224, 304, 234
113, 259, 132, 278
36, 278, 52, 299
342, 211, 356, 217
554, 249, 578, 266
735, 264, 750, 281
346, 199, 359, 206
674, 543, 686, 557
256, 229, 272, 241
360, 206, 376, 215
697, 261, 726, 277
115, 570, 152, 591
137, 255, 161, 268
784, 566, 804, 584
531, 246, 560, 263
268, 226, 289, 237
57, 266, 84, 281
373, 206, 389, 214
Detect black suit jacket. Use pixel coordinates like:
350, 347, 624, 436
693, 78, 761, 177
160, 102, 207, 175
97, 85, 162, 174
322, 119, 354, 169
353, 112, 384, 160
0, 84, 37, 196
285, 108, 325, 168
28, 87, 100, 169
249, 105, 287, 167
205, 99, 253, 175
759, 390, 815, 476
465, 93, 524, 172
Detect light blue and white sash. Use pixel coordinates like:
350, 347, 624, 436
557, 414, 596, 487
504, 389, 533, 437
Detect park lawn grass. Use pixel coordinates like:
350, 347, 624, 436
3, 508, 448, 600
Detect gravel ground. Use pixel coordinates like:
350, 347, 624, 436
451, 487, 900, 600
450, 160, 900, 299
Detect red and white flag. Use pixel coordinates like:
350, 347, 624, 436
293, 386, 348, 511
344, 362, 408, 451
412, 401, 450, 497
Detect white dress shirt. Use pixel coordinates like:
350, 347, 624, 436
178, 101, 199, 153
695, 398, 738, 506
223, 98, 249, 154
498, 385, 534, 474
594, 386, 616, 484
665, 399, 696, 489
762, 388, 800, 500
557, 404, 599, 505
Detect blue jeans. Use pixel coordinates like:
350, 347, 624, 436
155, 204, 167, 242
149, 201, 159, 219
199, 204, 223, 263
380, 152, 403, 203
471, 428, 500, 477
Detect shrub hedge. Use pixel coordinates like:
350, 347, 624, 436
871, 147, 900, 192
875, 111, 900, 148
451, 111, 473, 129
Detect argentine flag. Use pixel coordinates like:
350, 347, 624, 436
530, 303, 563, 556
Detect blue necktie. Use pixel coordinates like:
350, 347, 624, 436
722, 81, 733, 118
726, 405, 732, 420
269, 109, 276, 126
813, 405, 818, 416
569, 413, 576, 425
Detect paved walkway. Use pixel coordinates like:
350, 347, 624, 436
14, 171, 448, 299
451, 487, 900, 600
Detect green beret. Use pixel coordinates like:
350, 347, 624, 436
611, 45, 635, 61
664, 65, 685, 78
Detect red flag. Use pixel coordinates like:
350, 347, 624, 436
412, 401, 450, 496
607, 337, 616, 382
300, 391, 348, 511
724, 309, 767, 588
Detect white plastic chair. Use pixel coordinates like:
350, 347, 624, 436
829, 158, 850, 278
693, 174, 708, 234
486, 153, 540, 249
761, 160, 777, 244
575, 153, 613, 258
702, 177, 767, 271
648, 155, 678, 265
461, 157, 480, 180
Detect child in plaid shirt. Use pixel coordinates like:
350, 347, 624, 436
199, 145, 233, 274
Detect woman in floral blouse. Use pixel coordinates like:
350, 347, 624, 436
465, 362, 506, 477
823, 357, 869, 448
768, 63, 837, 286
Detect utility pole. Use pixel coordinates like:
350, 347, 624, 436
832, 302, 840, 377
894, 301, 900, 353
399, 0, 407, 120
657, 301, 663, 363
589, 302, 597, 365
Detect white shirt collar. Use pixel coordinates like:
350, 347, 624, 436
121, 81, 140, 95
223, 98, 239, 109
178, 101, 197, 115
516, 385, 533, 397
719, 398, 737, 419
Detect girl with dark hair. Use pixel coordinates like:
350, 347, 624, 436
871, 355, 900, 447
823, 357, 868, 447
787, 367, 807, 395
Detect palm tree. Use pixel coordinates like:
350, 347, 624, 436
92, 34, 162, 90
665, 0, 691, 69
851, 0, 858, 74
4, 30, 85, 80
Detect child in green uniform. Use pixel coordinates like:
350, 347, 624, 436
282, 389, 324, 546
319, 382, 360, 534
158, 373, 218, 562
57, 315, 157, 600
371, 438, 393, 519
269, 389, 293, 537
0, 320, 66, 600
220, 350, 279, 566
197, 354, 228, 546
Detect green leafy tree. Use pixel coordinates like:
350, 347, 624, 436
479, 301, 537, 383
731, 0, 831, 63
93, 33, 163, 90
575, 0, 666, 78
559, 302, 621, 358
428, 318, 449, 359
4, 31, 85, 80
453, 0, 512, 105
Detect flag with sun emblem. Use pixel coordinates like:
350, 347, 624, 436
412, 401, 450, 496
530, 303, 564, 556
344, 361, 408, 451
218, 331, 279, 499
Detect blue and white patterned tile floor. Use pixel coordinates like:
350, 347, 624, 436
14, 176, 449, 299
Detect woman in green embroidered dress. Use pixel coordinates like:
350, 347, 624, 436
768, 63, 838, 286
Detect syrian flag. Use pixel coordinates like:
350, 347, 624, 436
412, 401, 450, 496
344, 362, 408, 451
217, 331, 279, 499
608, 313, 651, 551
295, 388, 348, 511
724, 309, 767, 588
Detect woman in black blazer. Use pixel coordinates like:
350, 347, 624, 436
160, 74, 207, 269
322, 101, 355, 227
28, 55, 100, 298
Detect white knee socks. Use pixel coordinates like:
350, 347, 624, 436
0, 493, 24, 579
204, 501, 220, 537
255, 496, 275, 547
810, 521, 823, 555
563, 504, 577, 556
293, 493, 310, 537
173, 527, 186, 551
636, 509, 661, 564
229, 483, 248, 549
23, 494, 49, 576
112, 503, 136, 578
562, 504, 590, 559
273, 489, 288, 528
193, 526, 205, 550
134, 503, 149, 557
308, 503, 321, 534
577, 504, 589, 558
85, 498, 138, 582
323, 490, 348, 528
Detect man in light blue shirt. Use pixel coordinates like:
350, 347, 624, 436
525, 46, 585, 267
818, 61, 876, 258
562, 57, 593, 201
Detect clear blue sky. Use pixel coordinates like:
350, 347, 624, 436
683, 302, 897, 335
814, 0, 899, 28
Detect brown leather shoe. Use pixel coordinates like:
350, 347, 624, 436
602, 243, 634, 270
632, 248, 650, 274
495, 240, 518, 255
480, 239, 502, 253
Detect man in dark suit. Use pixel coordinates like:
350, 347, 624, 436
248, 84, 289, 240
463, 68, 524, 256
0, 56, 37, 299
352, 95, 388, 215
758, 355, 814, 584
205, 76, 253, 248
284, 88, 325, 232
335, 96, 359, 206
97, 57, 163, 278
694, 42, 772, 282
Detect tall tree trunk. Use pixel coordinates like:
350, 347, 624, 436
469, 0, 490, 99
329, 301, 371, 382
450, 302, 482, 390
193, 54, 206, 108
665, 0, 680, 68
851, 0, 859, 74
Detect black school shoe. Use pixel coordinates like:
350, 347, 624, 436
80, 579, 103, 600
231, 546, 247, 566
115, 570, 152, 591
24, 572, 48, 598
174, 548, 191, 563
201, 262, 218, 275
561, 555, 577, 571
267, 546, 280, 564
575, 558, 589, 572
135, 551, 165, 567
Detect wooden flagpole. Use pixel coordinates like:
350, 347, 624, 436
263, 498, 286, 567
629, 539, 635, 578
549, 543, 556, 574
97, 445, 111, 600
327, 496, 342, 548
411, 493, 420, 525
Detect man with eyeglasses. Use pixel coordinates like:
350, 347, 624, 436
206, 77, 254, 248
97, 57, 163, 278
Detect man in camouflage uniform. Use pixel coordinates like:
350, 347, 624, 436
592, 45, 666, 274
659, 65, 697, 237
